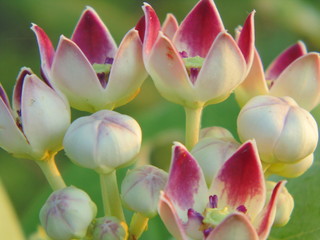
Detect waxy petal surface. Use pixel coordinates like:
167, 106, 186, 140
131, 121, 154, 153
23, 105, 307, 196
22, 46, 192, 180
270, 53, 320, 111
21, 75, 70, 160
147, 33, 195, 107
210, 141, 265, 220
31, 24, 55, 81
142, 4, 161, 59
71, 7, 117, 65
266, 42, 307, 81
237, 11, 255, 68
106, 29, 147, 108
173, 0, 224, 58
158, 192, 188, 240
162, 14, 179, 40
51, 36, 105, 112
254, 181, 286, 240
235, 49, 268, 107
207, 213, 259, 240
165, 143, 208, 222
13, 68, 33, 114
195, 33, 246, 104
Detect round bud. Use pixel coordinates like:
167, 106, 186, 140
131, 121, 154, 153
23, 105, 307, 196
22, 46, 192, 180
92, 216, 128, 240
237, 95, 318, 164
266, 181, 294, 227
39, 186, 97, 240
121, 165, 168, 217
63, 110, 142, 174
199, 127, 236, 141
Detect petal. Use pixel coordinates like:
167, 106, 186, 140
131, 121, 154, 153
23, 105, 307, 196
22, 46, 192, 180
254, 181, 286, 240
51, 36, 105, 112
234, 49, 269, 107
13, 68, 33, 114
105, 29, 148, 108
165, 142, 208, 222
71, 7, 117, 64
0, 88, 30, 158
162, 14, 179, 40
147, 33, 196, 107
210, 141, 266, 220
142, 3, 161, 59
269, 53, 320, 111
21, 74, 70, 160
207, 213, 259, 240
173, 0, 224, 58
135, 16, 145, 42
237, 11, 255, 68
265, 41, 307, 81
31, 24, 55, 81
195, 32, 246, 104
158, 192, 189, 240
184, 209, 203, 240
0, 84, 10, 109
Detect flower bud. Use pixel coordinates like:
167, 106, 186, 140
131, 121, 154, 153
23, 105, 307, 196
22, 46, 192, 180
39, 186, 97, 240
267, 154, 313, 178
121, 165, 168, 217
191, 135, 240, 185
266, 181, 294, 227
199, 126, 236, 141
92, 216, 128, 240
63, 110, 142, 174
237, 95, 318, 164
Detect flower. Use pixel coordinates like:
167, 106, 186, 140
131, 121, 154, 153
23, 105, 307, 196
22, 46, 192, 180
39, 186, 97, 240
139, 0, 255, 108
158, 141, 285, 240
121, 165, 168, 217
237, 95, 318, 164
0, 68, 70, 160
63, 110, 142, 174
32, 7, 147, 112
92, 216, 128, 240
235, 41, 320, 111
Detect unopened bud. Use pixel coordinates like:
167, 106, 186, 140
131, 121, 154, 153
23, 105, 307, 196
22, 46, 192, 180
63, 110, 142, 174
121, 165, 168, 217
237, 95, 318, 164
92, 216, 128, 240
39, 186, 97, 240
199, 127, 237, 142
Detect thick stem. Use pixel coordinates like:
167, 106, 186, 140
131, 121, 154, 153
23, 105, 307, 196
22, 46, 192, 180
99, 170, 125, 221
129, 212, 149, 240
36, 155, 66, 191
184, 106, 203, 150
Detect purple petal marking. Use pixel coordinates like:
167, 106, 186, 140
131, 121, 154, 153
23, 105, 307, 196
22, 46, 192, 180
71, 7, 117, 65
236, 205, 247, 214
190, 68, 200, 84
165, 144, 202, 210
97, 72, 108, 88
237, 11, 255, 67
179, 51, 188, 58
209, 195, 218, 208
173, 0, 224, 58
203, 227, 214, 237
105, 57, 114, 64
187, 208, 204, 222
0, 85, 10, 109
13, 68, 33, 112
266, 41, 307, 81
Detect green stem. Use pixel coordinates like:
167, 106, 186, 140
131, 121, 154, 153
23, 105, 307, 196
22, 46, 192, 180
129, 212, 149, 240
99, 171, 125, 221
184, 106, 203, 149
36, 155, 66, 191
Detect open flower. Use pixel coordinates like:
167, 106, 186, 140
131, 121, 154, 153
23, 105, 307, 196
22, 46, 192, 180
0, 68, 70, 160
140, 0, 255, 108
159, 141, 285, 240
32, 7, 147, 112
235, 41, 320, 111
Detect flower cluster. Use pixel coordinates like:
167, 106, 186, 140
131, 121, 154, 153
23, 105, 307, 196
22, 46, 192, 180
0, 0, 319, 240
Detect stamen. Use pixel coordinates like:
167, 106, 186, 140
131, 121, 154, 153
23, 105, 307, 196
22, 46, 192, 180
190, 68, 200, 84
209, 195, 218, 208
236, 205, 247, 214
187, 208, 204, 222
179, 51, 188, 58
97, 72, 108, 88
105, 57, 114, 64
203, 227, 213, 237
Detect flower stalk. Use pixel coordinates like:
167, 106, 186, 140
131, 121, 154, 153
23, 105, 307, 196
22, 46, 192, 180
129, 212, 149, 240
184, 106, 203, 149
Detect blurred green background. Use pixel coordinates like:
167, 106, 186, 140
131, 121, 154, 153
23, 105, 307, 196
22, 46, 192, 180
1, 0, 320, 239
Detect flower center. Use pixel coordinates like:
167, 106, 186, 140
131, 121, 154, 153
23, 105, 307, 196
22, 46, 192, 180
180, 51, 204, 84
92, 57, 114, 88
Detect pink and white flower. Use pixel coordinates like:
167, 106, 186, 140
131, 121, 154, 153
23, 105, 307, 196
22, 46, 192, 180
139, 0, 255, 108
235, 41, 320, 111
159, 141, 285, 240
32, 7, 147, 112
